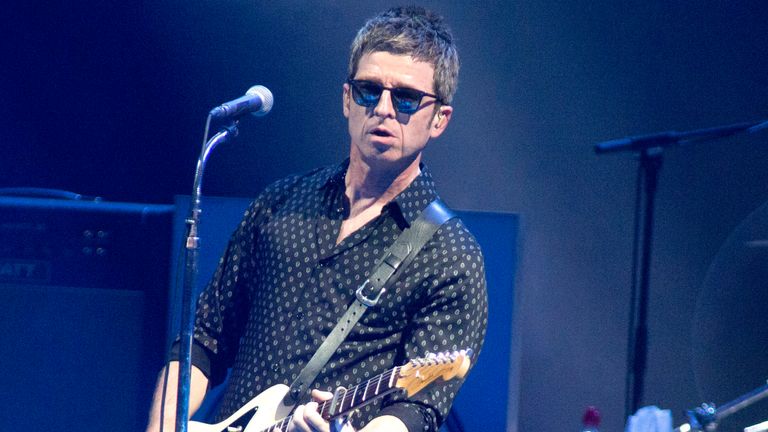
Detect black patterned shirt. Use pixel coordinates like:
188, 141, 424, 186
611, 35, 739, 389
189, 160, 487, 431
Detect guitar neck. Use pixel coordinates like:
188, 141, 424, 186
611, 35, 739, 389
259, 350, 471, 432
266, 366, 402, 431
321, 365, 403, 419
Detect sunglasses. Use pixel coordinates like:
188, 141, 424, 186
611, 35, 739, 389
347, 79, 442, 115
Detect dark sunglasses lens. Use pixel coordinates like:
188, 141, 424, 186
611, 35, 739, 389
392, 89, 422, 114
352, 82, 382, 106
349, 81, 426, 114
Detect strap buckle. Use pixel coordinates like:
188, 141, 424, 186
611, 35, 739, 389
355, 280, 385, 307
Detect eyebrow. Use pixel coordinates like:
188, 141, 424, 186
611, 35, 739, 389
353, 79, 427, 93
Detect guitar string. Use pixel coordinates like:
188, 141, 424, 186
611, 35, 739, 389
256, 354, 457, 432
259, 367, 400, 432
317, 355, 452, 418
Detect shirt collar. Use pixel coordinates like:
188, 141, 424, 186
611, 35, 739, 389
319, 159, 349, 191
390, 165, 439, 226
320, 159, 439, 227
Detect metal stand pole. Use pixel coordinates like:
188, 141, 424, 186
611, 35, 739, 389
624, 148, 663, 418
175, 122, 239, 432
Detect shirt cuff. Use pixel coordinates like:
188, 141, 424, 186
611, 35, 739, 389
168, 341, 214, 380
376, 401, 438, 432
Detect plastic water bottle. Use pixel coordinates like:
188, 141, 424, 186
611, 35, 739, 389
581, 406, 601, 432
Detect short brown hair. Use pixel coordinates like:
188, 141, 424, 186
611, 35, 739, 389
348, 6, 460, 105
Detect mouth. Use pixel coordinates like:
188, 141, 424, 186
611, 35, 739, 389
369, 126, 395, 139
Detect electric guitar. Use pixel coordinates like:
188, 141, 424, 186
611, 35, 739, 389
188, 349, 472, 432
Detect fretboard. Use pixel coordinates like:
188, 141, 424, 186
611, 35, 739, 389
264, 365, 402, 431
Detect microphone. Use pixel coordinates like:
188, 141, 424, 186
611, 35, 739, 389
209, 85, 274, 119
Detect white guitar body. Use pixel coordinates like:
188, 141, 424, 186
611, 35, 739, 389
188, 384, 293, 432
186, 350, 471, 432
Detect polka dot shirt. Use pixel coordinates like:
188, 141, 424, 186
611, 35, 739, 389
189, 160, 488, 431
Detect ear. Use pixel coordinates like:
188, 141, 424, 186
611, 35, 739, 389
430, 105, 453, 139
342, 83, 351, 119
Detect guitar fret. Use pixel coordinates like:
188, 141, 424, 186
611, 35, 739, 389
340, 387, 349, 412
388, 366, 397, 389
342, 386, 352, 411
339, 389, 353, 412
338, 388, 346, 416
375, 372, 383, 395
351, 383, 359, 407
319, 398, 330, 418
362, 378, 370, 401
233, 350, 472, 432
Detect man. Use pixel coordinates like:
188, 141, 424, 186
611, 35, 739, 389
147, 6, 487, 432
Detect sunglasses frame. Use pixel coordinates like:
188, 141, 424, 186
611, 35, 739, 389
347, 79, 442, 114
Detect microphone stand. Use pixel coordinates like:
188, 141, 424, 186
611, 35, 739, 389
593, 119, 768, 420
175, 121, 239, 432
673, 380, 768, 431
625, 147, 661, 419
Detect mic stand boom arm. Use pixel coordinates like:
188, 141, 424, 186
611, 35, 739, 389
673, 380, 768, 431
175, 121, 239, 432
594, 119, 768, 154
594, 118, 768, 420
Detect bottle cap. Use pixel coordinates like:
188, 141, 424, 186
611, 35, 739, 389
582, 406, 601, 427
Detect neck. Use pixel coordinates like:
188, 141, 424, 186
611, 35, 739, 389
345, 154, 422, 217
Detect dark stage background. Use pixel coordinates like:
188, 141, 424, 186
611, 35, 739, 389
4, 1, 768, 431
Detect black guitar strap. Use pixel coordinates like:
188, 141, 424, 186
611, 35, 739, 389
282, 198, 456, 405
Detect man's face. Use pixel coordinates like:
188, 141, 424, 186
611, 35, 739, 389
343, 51, 452, 172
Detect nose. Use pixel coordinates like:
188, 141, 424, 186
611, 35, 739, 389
373, 89, 397, 118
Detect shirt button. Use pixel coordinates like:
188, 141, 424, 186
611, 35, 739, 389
296, 312, 305, 320
271, 363, 280, 372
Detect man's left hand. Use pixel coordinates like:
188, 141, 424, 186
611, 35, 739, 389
286, 389, 355, 432
286, 388, 407, 432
